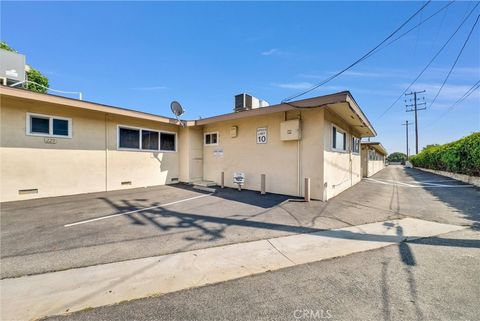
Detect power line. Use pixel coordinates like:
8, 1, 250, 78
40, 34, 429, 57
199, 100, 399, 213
379, 1, 454, 54
358, 1, 454, 65
426, 79, 480, 127
412, 7, 424, 61
281, 1, 452, 109
376, 2, 479, 120
428, 14, 480, 109
455, 80, 480, 104
429, 1, 451, 54
460, 1, 476, 21
281, 1, 432, 103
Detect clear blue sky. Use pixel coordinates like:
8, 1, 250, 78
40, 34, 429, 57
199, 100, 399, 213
2, 1, 479, 154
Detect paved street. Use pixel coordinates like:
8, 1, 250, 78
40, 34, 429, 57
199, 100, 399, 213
45, 228, 480, 321
3, 217, 463, 321
2, 166, 478, 279
1, 166, 479, 321
3, 2, 479, 320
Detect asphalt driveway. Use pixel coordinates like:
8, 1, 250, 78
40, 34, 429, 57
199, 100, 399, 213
44, 228, 480, 321
1, 166, 479, 278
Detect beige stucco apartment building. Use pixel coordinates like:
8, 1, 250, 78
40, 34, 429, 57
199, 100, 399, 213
0, 86, 381, 202
361, 142, 387, 177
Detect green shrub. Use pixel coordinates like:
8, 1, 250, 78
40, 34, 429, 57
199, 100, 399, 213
25, 67, 49, 93
410, 132, 480, 176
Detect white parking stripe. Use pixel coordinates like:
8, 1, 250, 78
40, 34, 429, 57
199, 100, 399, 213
418, 185, 473, 188
364, 178, 392, 186
380, 179, 417, 187
414, 180, 457, 183
364, 178, 472, 188
5, 218, 465, 321
64, 193, 213, 227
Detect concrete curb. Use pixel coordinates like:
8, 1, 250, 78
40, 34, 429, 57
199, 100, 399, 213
414, 167, 480, 188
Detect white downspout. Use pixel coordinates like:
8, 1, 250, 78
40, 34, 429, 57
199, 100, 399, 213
297, 139, 301, 196
297, 113, 302, 197
105, 114, 108, 192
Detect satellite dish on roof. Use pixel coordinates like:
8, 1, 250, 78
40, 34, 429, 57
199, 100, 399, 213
170, 101, 185, 117
170, 100, 186, 127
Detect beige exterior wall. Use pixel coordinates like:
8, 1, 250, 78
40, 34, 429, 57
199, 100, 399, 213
1, 93, 374, 203
105, 114, 180, 190
361, 145, 368, 177
202, 109, 325, 199
178, 126, 203, 183
0, 98, 179, 202
367, 159, 386, 177
361, 145, 386, 177
323, 110, 362, 200
200, 107, 362, 201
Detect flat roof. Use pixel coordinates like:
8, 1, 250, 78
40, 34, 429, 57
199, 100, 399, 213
197, 91, 377, 137
0, 86, 377, 136
361, 142, 388, 155
0, 86, 181, 125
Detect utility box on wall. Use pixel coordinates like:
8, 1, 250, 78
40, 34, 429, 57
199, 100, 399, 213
280, 119, 301, 141
230, 126, 238, 138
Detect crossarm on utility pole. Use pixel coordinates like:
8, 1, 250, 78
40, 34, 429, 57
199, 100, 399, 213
405, 90, 426, 154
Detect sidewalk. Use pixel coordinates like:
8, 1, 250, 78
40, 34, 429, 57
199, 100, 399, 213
1, 218, 464, 321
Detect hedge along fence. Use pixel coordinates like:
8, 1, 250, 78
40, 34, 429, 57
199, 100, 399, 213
410, 132, 480, 177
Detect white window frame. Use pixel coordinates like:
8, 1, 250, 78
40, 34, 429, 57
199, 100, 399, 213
26, 112, 72, 138
204, 131, 219, 146
159, 131, 177, 153
117, 125, 177, 152
332, 124, 348, 153
351, 136, 360, 154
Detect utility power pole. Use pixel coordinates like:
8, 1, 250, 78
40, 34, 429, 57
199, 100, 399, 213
405, 90, 426, 154
401, 120, 411, 158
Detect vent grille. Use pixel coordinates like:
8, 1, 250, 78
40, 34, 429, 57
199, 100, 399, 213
234, 93, 253, 112
19, 189, 38, 195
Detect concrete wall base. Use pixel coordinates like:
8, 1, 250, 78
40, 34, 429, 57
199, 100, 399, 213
415, 167, 480, 188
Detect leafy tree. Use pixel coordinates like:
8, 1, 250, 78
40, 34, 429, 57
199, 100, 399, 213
422, 144, 440, 151
387, 152, 407, 163
0, 41, 49, 93
0, 41, 16, 52
24, 67, 49, 93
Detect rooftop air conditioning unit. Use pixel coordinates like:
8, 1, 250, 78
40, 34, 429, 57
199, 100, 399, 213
234, 93, 269, 112
259, 99, 270, 108
234, 93, 253, 112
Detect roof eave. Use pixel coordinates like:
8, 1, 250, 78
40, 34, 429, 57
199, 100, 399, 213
361, 142, 387, 155
195, 91, 355, 126
0, 86, 178, 125
344, 92, 377, 137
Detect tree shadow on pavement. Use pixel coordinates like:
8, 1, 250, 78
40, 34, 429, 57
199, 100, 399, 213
99, 196, 480, 247
170, 183, 299, 209
403, 168, 480, 227
89, 182, 479, 321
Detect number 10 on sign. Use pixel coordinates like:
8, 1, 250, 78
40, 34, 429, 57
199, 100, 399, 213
257, 127, 267, 144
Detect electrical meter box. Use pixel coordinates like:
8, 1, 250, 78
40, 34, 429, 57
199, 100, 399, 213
280, 119, 301, 141
230, 126, 238, 138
